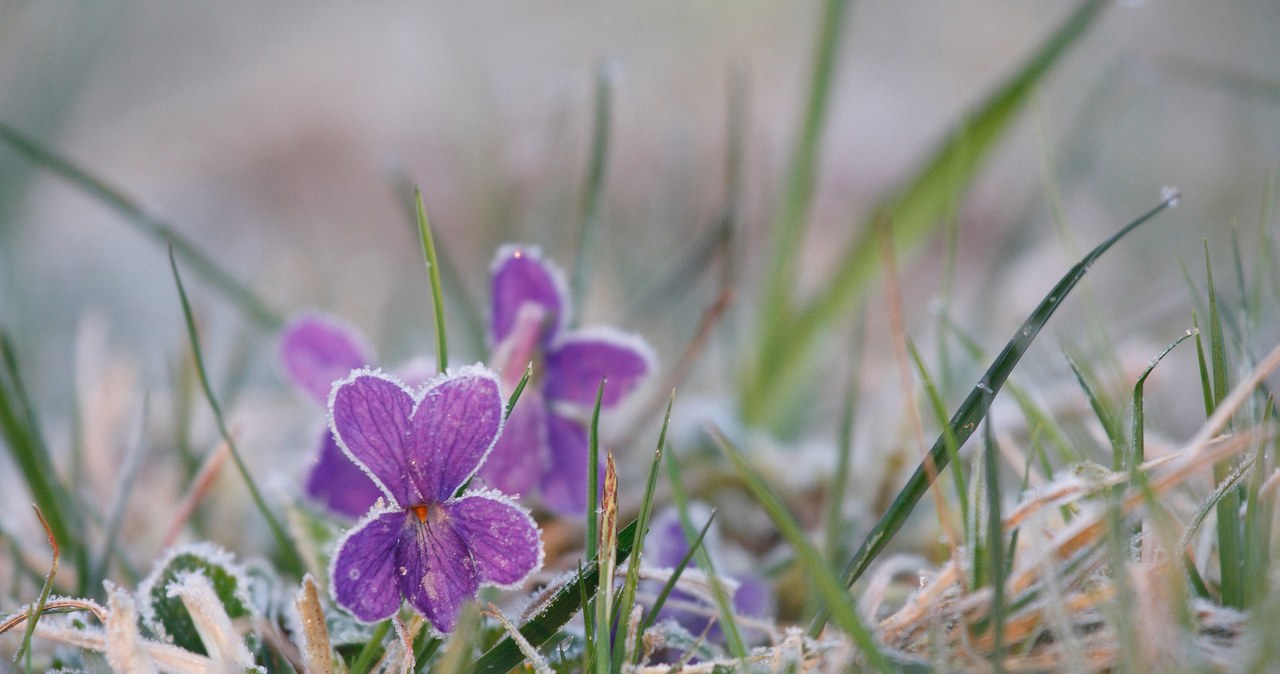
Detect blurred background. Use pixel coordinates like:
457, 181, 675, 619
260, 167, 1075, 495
1, 2, 1278, 556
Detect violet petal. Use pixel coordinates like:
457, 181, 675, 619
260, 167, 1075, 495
330, 510, 405, 623
476, 387, 548, 497
305, 429, 383, 519
543, 328, 654, 408
405, 367, 504, 501
537, 413, 593, 516
398, 507, 479, 633
490, 245, 567, 348
445, 492, 542, 587
281, 315, 371, 403
329, 371, 418, 507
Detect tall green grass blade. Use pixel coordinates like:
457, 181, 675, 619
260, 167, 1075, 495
0, 331, 86, 595
713, 428, 891, 673
980, 399, 1005, 673
825, 342, 862, 568
415, 187, 449, 373
615, 394, 673, 670
908, 339, 969, 528
744, 0, 1107, 427
639, 512, 716, 633
593, 453, 617, 674
812, 192, 1177, 636
0, 122, 282, 329
168, 246, 304, 577
1241, 399, 1274, 607
758, 0, 850, 351
471, 519, 639, 674
1203, 243, 1244, 609
665, 446, 748, 659
585, 380, 605, 562
1063, 351, 1124, 470
569, 64, 614, 317
1131, 330, 1198, 469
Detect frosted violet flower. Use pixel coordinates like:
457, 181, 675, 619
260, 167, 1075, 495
480, 245, 655, 515
328, 366, 542, 632
644, 505, 772, 643
281, 315, 433, 518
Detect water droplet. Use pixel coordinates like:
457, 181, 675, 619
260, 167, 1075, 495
399, 566, 408, 576
1161, 185, 1181, 207
348, 569, 360, 581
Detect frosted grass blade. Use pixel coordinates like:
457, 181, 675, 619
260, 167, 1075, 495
811, 192, 1178, 636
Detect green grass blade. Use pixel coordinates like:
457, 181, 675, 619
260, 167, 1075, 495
639, 511, 716, 634
15, 506, 59, 671
1063, 351, 1124, 470
908, 339, 969, 528
811, 192, 1177, 636
348, 619, 391, 674
665, 447, 747, 659
505, 363, 533, 420
569, 64, 614, 317
0, 122, 282, 329
758, 0, 851, 352
743, 0, 1107, 427
471, 519, 639, 674
615, 394, 673, 669
713, 428, 891, 673
825, 344, 862, 568
168, 246, 304, 577
415, 187, 449, 373
585, 380, 605, 562
1203, 243, 1244, 609
980, 399, 1005, 673
0, 331, 86, 595
1130, 329, 1198, 469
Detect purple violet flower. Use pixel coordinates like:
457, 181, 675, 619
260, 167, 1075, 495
281, 314, 433, 518
480, 245, 656, 515
327, 366, 543, 632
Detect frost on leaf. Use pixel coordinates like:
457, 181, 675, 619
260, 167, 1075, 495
136, 543, 256, 656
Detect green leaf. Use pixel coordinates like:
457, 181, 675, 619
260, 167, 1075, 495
138, 544, 254, 656
812, 192, 1177, 637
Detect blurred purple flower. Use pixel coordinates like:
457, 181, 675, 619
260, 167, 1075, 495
327, 367, 542, 632
644, 505, 773, 644
280, 315, 432, 518
480, 245, 655, 515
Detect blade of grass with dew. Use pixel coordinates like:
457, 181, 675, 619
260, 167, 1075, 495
15, 506, 58, 672
614, 394, 673, 670
712, 427, 892, 673
1202, 243, 1244, 609
169, 246, 304, 577
811, 192, 1178, 637
415, 188, 449, 373
0, 331, 87, 594
638, 511, 717, 634
1063, 351, 1125, 470
568, 64, 614, 316
756, 0, 850, 359
908, 339, 969, 528
471, 518, 639, 674
980, 397, 1006, 673
586, 380, 605, 563
664, 447, 748, 659
0, 122, 281, 329
744, 0, 1107, 427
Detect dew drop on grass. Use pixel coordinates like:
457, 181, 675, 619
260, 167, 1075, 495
1161, 185, 1181, 207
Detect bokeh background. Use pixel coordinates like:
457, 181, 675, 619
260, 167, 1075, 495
1, 2, 1278, 559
